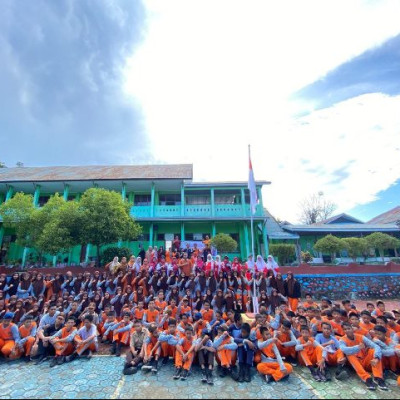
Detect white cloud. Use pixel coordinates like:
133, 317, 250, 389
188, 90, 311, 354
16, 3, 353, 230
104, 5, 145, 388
122, 0, 400, 222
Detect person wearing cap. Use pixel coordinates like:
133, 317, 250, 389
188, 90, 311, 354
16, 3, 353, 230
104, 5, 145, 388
0, 312, 20, 359
213, 325, 238, 378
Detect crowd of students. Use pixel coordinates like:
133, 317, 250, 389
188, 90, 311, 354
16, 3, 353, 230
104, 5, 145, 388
0, 244, 400, 392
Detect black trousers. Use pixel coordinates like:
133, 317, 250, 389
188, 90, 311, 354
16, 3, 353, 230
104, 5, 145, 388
197, 350, 215, 367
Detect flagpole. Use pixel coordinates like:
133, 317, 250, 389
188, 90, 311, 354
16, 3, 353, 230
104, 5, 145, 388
249, 145, 259, 314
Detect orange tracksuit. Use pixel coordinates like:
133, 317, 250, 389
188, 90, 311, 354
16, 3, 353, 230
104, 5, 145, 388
340, 334, 383, 382
53, 327, 76, 356
201, 309, 214, 323
214, 335, 237, 368
275, 331, 296, 359
18, 323, 37, 357
0, 323, 18, 358
113, 322, 132, 345
134, 308, 145, 321
175, 338, 195, 370
296, 337, 323, 367
257, 342, 293, 381
166, 306, 178, 319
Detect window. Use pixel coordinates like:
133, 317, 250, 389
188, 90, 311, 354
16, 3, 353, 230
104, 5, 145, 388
185, 234, 194, 240
229, 233, 240, 243
185, 190, 211, 205
135, 195, 151, 206
157, 234, 165, 241
137, 234, 150, 241
159, 194, 181, 206
214, 190, 241, 205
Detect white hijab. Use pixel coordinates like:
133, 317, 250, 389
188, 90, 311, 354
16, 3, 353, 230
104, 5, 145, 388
133, 257, 142, 273
110, 257, 120, 274
267, 255, 280, 276
256, 255, 267, 272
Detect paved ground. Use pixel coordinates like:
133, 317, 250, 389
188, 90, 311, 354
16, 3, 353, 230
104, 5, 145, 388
0, 356, 399, 399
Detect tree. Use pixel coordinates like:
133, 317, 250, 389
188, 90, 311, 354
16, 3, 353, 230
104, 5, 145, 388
269, 243, 296, 265
299, 192, 337, 225
210, 233, 238, 254
16, 162, 24, 168
0, 161, 6, 168
79, 188, 142, 266
314, 234, 343, 263
365, 232, 400, 262
301, 251, 313, 264
341, 237, 365, 262
102, 247, 132, 264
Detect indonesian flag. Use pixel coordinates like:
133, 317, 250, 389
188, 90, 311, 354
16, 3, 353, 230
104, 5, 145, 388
248, 147, 258, 215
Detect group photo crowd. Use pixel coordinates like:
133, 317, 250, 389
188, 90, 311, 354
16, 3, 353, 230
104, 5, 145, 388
1, 240, 400, 393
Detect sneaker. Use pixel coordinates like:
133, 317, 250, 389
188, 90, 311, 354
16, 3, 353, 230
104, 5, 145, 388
151, 360, 159, 374
311, 368, 321, 382
318, 370, 327, 383
65, 353, 78, 363
265, 374, 273, 384
57, 356, 65, 365
335, 366, 349, 381
201, 369, 207, 383
207, 371, 214, 385
173, 368, 182, 380
181, 370, 188, 380
86, 351, 93, 360
375, 378, 388, 391
123, 366, 138, 376
162, 357, 169, 366
49, 357, 58, 368
141, 363, 152, 371
280, 374, 290, 382
110, 343, 116, 355
365, 378, 377, 391
34, 355, 47, 365
324, 369, 332, 382
219, 367, 228, 378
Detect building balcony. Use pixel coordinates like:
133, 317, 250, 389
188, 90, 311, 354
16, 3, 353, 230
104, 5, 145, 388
130, 204, 264, 220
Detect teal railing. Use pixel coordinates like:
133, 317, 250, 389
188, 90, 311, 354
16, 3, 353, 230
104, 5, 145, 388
185, 205, 212, 217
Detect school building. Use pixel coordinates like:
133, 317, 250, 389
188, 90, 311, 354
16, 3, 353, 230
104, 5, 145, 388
0, 164, 271, 266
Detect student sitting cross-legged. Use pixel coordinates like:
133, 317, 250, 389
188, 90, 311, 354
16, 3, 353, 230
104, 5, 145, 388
174, 326, 196, 381
123, 320, 148, 375
195, 329, 216, 385
49, 316, 77, 367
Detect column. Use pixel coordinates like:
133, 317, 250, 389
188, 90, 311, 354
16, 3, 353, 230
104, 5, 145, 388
22, 247, 28, 267
212, 222, 216, 238
53, 256, 57, 267
85, 244, 91, 263
5, 186, 14, 201
181, 222, 185, 241
63, 184, 70, 201
211, 188, 215, 217
244, 222, 250, 256
33, 185, 41, 207
241, 188, 246, 217
149, 223, 154, 246
181, 184, 185, 217
262, 221, 269, 257
121, 182, 126, 202
150, 182, 155, 218
128, 192, 134, 203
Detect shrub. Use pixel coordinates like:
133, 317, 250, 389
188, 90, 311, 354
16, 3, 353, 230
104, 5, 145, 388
102, 247, 132, 264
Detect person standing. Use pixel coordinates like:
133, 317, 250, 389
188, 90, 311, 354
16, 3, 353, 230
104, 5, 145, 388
284, 272, 301, 312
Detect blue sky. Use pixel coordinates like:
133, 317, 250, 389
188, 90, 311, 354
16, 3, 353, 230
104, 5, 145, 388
1, 0, 400, 222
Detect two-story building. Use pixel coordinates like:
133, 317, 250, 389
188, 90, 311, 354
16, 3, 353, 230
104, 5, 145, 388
0, 164, 270, 265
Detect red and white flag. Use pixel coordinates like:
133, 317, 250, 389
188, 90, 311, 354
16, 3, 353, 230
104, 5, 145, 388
248, 146, 258, 215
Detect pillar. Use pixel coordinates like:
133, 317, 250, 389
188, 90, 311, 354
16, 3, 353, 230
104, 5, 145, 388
241, 188, 246, 217
5, 186, 14, 201
262, 221, 269, 258
149, 223, 154, 246
33, 185, 41, 207
150, 182, 155, 218
181, 184, 185, 217
85, 244, 91, 263
53, 256, 57, 267
22, 247, 28, 267
128, 192, 134, 203
181, 222, 185, 242
121, 182, 126, 202
244, 222, 250, 256
211, 188, 215, 217
63, 184, 70, 201
212, 222, 216, 238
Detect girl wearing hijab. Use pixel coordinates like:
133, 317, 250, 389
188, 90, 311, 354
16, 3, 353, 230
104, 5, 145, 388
6, 273, 20, 298
275, 273, 286, 296
17, 273, 32, 299
255, 255, 267, 275
284, 272, 302, 312
32, 273, 45, 298
266, 255, 280, 277
205, 254, 214, 275
107, 256, 121, 275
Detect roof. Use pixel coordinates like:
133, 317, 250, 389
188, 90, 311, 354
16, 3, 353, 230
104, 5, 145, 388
0, 165, 193, 182
282, 223, 400, 233
184, 181, 270, 188
264, 209, 300, 240
368, 206, 400, 225
313, 213, 364, 225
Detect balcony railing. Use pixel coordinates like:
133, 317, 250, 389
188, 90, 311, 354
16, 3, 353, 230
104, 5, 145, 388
131, 204, 263, 219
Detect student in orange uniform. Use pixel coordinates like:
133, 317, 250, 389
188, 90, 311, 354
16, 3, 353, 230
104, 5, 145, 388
196, 330, 216, 385
17, 315, 37, 361
159, 319, 180, 366
257, 326, 293, 383
143, 301, 160, 327
372, 325, 399, 374
166, 299, 178, 320
329, 309, 345, 337
174, 326, 196, 381
349, 313, 370, 337
49, 316, 77, 367
274, 320, 297, 365
112, 312, 133, 356
101, 311, 118, 344
200, 301, 215, 323
0, 312, 20, 360
133, 301, 145, 322
360, 311, 375, 332
295, 325, 324, 382
339, 322, 386, 391
212, 325, 238, 378
142, 324, 161, 374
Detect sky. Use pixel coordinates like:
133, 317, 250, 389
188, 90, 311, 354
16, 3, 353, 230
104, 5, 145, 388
1, 0, 400, 223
